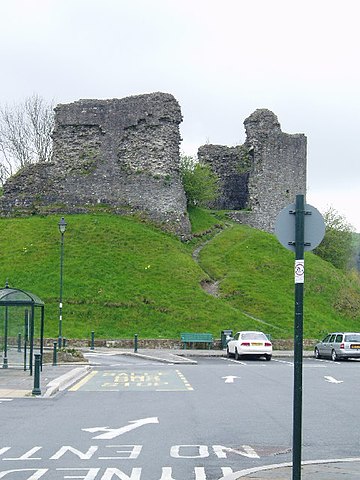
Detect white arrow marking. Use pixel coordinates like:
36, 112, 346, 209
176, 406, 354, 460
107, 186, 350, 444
324, 376, 343, 384
82, 417, 159, 439
222, 376, 240, 383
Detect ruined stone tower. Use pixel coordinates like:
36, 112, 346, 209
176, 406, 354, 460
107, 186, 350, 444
0, 92, 190, 234
198, 109, 307, 232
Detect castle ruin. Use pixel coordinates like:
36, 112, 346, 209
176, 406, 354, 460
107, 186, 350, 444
1, 92, 190, 234
0, 92, 307, 234
199, 109, 307, 231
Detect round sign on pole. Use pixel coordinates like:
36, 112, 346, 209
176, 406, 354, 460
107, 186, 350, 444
275, 203, 325, 252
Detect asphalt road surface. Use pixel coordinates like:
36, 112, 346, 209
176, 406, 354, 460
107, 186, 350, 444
1, 353, 359, 479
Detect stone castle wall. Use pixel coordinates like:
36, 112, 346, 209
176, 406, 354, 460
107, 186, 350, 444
0, 94, 306, 235
198, 144, 251, 210
198, 109, 307, 232
0, 92, 190, 235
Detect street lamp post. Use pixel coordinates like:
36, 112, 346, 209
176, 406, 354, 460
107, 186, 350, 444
58, 217, 67, 348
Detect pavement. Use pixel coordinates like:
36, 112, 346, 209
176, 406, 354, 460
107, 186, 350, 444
219, 458, 360, 479
1, 347, 359, 478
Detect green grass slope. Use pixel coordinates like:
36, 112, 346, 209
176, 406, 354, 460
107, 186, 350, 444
198, 223, 360, 338
0, 210, 359, 341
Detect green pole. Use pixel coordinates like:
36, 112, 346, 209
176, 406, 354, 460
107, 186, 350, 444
24, 310, 29, 371
32, 353, 42, 396
2, 306, 8, 368
58, 217, 67, 348
292, 194, 305, 480
58, 229, 65, 348
29, 310, 34, 376
40, 306, 44, 371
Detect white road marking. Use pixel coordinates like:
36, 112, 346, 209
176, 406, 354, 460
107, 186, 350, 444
324, 376, 343, 384
218, 456, 360, 479
82, 417, 159, 439
266, 359, 326, 367
222, 376, 240, 384
303, 365, 326, 368
0, 399, 13, 403
317, 358, 341, 364
273, 359, 293, 365
220, 358, 247, 365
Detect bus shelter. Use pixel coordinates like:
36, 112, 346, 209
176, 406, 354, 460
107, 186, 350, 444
0, 283, 44, 375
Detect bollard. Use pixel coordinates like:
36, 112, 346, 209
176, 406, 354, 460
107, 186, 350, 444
32, 354, 42, 396
90, 331, 95, 350
134, 334, 138, 353
53, 342, 57, 366
17, 333, 22, 353
63, 338, 67, 348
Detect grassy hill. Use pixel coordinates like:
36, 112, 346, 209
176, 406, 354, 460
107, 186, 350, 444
0, 209, 359, 341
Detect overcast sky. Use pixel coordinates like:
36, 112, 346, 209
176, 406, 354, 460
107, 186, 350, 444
1, 0, 359, 231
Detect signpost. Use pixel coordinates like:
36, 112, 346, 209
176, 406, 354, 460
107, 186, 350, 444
275, 194, 325, 480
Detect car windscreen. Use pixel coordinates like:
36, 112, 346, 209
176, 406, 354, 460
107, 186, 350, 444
345, 334, 360, 342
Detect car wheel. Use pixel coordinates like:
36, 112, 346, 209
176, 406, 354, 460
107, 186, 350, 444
331, 349, 338, 361
314, 347, 321, 359
227, 347, 231, 358
265, 354, 272, 361
235, 349, 240, 361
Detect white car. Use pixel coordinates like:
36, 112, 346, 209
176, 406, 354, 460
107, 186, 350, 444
227, 331, 272, 361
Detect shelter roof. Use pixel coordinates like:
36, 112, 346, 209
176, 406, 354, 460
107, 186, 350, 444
0, 285, 44, 306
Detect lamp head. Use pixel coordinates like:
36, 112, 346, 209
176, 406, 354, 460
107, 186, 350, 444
58, 217, 67, 234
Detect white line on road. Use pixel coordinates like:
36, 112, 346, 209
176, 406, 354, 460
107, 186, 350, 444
272, 359, 293, 366
324, 376, 343, 384
317, 358, 341, 364
220, 358, 247, 365
271, 359, 326, 368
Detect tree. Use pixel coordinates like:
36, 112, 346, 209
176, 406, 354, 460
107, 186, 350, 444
0, 94, 54, 185
314, 207, 354, 270
179, 154, 220, 207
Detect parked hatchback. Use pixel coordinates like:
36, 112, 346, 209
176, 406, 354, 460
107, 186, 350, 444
314, 332, 360, 361
227, 331, 272, 361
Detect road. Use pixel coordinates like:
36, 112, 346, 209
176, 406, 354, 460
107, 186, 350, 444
0, 353, 359, 479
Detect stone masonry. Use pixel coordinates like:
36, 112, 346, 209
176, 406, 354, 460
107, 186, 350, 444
198, 109, 307, 232
0, 94, 306, 235
0, 92, 190, 235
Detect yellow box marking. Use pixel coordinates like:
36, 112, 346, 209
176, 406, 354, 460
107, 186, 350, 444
69, 370, 98, 391
176, 370, 194, 391
69, 369, 193, 392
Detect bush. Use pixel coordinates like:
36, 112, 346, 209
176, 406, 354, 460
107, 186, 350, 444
180, 155, 219, 207
314, 207, 354, 270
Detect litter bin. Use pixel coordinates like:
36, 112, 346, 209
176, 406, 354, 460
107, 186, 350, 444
221, 330, 233, 349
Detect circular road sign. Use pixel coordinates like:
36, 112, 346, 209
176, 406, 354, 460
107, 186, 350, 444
275, 203, 325, 252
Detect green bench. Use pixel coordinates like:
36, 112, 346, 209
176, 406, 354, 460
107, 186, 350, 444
180, 332, 214, 349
